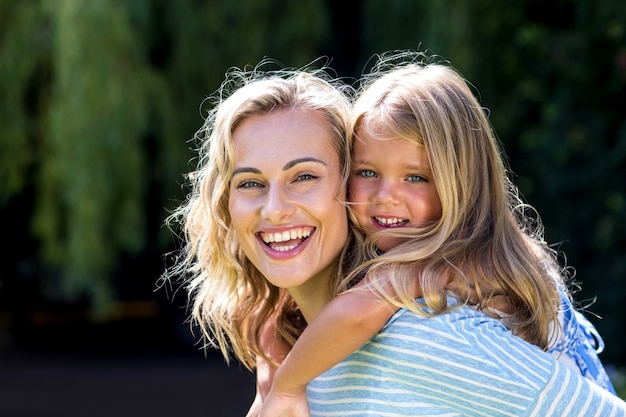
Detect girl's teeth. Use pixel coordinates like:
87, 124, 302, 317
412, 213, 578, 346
376, 217, 406, 225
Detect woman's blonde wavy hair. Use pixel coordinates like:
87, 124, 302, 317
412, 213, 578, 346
346, 51, 566, 349
163, 62, 362, 370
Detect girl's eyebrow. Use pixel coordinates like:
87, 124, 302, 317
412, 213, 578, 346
404, 163, 431, 171
232, 157, 327, 176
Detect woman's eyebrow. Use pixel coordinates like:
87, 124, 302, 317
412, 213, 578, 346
283, 157, 327, 170
232, 167, 262, 176
232, 158, 327, 176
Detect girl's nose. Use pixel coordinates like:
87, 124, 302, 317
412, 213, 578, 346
260, 186, 296, 223
373, 181, 400, 206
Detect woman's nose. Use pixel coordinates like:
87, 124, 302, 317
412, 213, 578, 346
260, 186, 296, 223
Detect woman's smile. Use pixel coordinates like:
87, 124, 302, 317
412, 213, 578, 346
257, 226, 315, 254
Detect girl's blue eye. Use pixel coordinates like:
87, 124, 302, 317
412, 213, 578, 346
359, 170, 377, 178
407, 175, 426, 183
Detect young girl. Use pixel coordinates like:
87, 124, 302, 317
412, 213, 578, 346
258, 52, 616, 416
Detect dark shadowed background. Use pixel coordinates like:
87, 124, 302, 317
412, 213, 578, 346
2, 1, 625, 414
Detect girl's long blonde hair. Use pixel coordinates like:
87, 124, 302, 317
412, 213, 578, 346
163, 63, 361, 369
347, 52, 565, 349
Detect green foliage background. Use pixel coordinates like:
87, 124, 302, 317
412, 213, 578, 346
1, 0, 625, 375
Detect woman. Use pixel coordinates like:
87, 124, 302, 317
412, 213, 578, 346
162, 63, 362, 415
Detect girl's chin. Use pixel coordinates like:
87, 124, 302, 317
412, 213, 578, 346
374, 236, 405, 253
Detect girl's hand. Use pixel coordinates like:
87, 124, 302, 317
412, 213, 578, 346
259, 387, 310, 417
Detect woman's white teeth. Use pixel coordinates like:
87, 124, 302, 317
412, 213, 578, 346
273, 244, 298, 252
262, 229, 312, 243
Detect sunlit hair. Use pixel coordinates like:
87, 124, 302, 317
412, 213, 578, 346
162, 61, 361, 369
346, 51, 565, 349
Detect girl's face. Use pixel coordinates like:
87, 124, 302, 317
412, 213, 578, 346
349, 119, 442, 252
229, 108, 348, 293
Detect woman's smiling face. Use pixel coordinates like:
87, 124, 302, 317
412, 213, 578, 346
228, 108, 348, 291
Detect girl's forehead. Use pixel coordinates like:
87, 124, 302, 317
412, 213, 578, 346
356, 114, 424, 149
356, 115, 392, 139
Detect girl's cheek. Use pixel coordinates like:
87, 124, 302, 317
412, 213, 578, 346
348, 179, 366, 202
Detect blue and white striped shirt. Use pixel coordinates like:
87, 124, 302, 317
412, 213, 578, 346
307, 298, 625, 416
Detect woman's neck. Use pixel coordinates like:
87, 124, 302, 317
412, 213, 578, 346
288, 273, 335, 323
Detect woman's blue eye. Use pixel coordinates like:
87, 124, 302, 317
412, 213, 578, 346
296, 173, 317, 181
237, 180, 262, 189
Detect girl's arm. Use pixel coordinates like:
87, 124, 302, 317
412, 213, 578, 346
259, 279, 400, 417
245, 356, 273, 417
246, 318, 291, 417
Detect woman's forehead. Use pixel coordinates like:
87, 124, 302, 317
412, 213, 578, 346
232, 108, 339, 167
